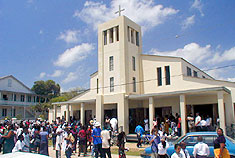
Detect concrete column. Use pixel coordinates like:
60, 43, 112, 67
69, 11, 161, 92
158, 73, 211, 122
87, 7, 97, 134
81, 103, 85, 125
54, 104, 57, 121
25, 94, 27, 102
12, 106, 14, 117
117, 93, 129, 134
66, 104, 70, 122
96, 95, 104, 126
149, 97, 154, 132
133, 30, 136, 45
224, 94, 234, 125
217, 91, 226, 134
180, 94, 187, 136
113, 27, 117, 42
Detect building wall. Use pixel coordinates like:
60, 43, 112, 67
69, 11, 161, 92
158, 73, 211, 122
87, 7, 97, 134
0, 76, 32, 94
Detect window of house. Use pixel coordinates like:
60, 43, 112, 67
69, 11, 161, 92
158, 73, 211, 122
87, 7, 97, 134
104, 30, 107, 45
2, 109, 7, 117
97, 78, 99, 94
127, 26, 130, 42
36, 96, 40, 102
28, 96, 31, 102
131, 29, 134, 43
109, 28, 113, 43
14, 94, 16, 101
132, 56, 136, 71
3, 94, 8, 100
165, 66, 171, 85
157, 67, 162, 86
133, 77, 136, 92
187, 67, 192, 76
109, 56, 114, 71
110, 77, 114, 92
193, 70, 198, 77
20, 95, 25, 102
116, 26, 119, 41
8, 79, 12, 87
33, 96, 36, 102
136, 31, 139, 46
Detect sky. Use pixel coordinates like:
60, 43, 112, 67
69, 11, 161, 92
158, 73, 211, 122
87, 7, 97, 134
0, 0, 235, 92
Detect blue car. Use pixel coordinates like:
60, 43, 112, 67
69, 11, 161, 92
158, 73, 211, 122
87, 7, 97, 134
142, 132, 235, 158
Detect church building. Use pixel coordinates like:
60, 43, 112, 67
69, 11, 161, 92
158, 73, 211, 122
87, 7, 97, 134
49, 16, 235, 135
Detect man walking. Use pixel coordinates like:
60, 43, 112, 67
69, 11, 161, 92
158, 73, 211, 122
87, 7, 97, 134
92, 122, 102, 158
101, 126, 112, 158
135, 124, 144, 148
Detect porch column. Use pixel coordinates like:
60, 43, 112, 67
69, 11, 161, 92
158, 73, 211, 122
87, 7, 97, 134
96, 95, 104, 126
113, 27, 117, 42
117, 93, 129, 133
54, 104, 57, 121
217, 91, 226, 134
66, 104, 70, 122
80, 103, 85, 125
12, 106, 15, 117
180, 94, 187, 136
149, 97, 154, 132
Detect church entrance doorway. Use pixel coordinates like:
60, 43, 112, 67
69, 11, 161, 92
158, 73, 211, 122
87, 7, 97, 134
85, 110, 92, 125
193, 104, 214, 125
129, 108, 145, 134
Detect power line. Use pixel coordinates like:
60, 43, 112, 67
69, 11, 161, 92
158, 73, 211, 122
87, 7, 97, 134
78, 63, 235, 92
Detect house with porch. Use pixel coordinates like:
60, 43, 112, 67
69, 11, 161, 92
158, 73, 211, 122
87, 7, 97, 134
0, 75, 41, 120
49, 16, 235, 135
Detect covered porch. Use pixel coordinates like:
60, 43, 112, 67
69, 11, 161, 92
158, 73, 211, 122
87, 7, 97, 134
128, 86, 234, 135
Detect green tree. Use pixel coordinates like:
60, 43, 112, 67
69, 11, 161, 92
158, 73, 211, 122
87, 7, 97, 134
31, 80, 60, 119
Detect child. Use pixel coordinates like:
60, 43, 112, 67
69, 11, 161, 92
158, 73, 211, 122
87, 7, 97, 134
171, 144, 183, 158
149, 129, 160, 158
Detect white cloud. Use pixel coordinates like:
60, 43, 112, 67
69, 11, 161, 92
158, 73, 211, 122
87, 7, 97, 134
74, 0, 178, 31
54, 43, 94, 68
209, 47, 235, 63
62, 72, 78, 84
227, 78, 235, 82
150, 43, 212, 64
182, 15, 195, 29
39, 72, 46, 79
50, 70, 64, 77
57, 30, 80, 44
191, 0, 204, 16
39, 30, 43, 34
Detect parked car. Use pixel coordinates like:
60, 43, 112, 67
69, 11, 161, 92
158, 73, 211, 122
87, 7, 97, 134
141, 132, 235, 158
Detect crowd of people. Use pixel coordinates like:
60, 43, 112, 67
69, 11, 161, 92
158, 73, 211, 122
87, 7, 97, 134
0, 117, 127, 158
138, 112, 215, 140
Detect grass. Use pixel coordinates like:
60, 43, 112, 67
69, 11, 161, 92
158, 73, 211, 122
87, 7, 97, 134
111, 148, 143, 156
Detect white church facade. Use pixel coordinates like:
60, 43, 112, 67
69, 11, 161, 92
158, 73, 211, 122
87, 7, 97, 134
49, 16, 235, 135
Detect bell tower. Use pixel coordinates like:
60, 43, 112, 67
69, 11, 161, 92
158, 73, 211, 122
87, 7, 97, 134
97, 15, 142, 95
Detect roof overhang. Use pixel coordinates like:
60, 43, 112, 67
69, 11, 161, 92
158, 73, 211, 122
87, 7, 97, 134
128, 86, 230, 100
52, 99, 96, 105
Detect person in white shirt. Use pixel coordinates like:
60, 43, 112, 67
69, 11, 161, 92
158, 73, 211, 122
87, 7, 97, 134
101, 126, 111, 158
56, 122, 63, 158
144, 117, 149, 132
179, 142, 190, 158
12, 134, 26, 152
171, 144, 183, 158
205, 115, 212, 131
158, 127, 164, 139
193, 136, 210, 158
195, 113, 201, 131
158, 137, 169, 158
110, 118, 118, 132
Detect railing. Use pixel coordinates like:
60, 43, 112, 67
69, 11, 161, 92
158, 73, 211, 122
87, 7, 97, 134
0, 99, 37, 106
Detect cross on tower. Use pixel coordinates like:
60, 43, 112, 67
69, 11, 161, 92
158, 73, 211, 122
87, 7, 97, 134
115, 5, 125, 16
